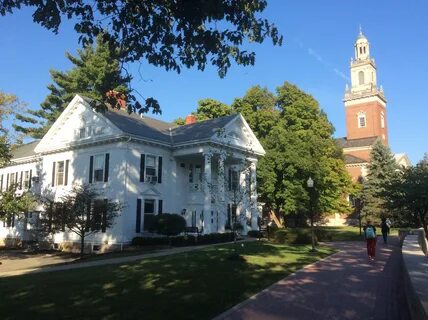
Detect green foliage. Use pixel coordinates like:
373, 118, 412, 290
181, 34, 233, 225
155, 213, 186, 236
0, 1, 282, 75
360, 139, 399, 221
384, 157, 428, 236
0, 135, 10, 168
14, 35, 136, 138
194, 99, 233, 121
247, 230, 263, 238
0, 186, 37, 225
273, 229, 288, 243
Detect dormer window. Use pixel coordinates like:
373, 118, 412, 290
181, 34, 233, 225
357, 112, 366, 128
79, 128, 86, 139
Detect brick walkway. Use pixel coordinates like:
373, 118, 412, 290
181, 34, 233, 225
215, 237, 410, 320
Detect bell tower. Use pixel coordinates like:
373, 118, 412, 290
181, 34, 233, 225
344, 28, 388, 145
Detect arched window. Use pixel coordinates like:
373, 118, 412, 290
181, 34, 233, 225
363, 46, 366, 54
358, 71, 365, 85
381, 113, 385, 128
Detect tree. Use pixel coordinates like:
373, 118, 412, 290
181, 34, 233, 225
360, 139, 399, 222
58, 184, 122, 258
14, 36, 134, 138
384, 158, 428, 237
0, 185, 37, 231
174, 98, 232, 124
258, 82, 352, 224
1, 1, 282, 112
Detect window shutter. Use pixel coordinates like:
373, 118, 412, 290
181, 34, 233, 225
104, 153, 110, 182
136, 199, 142, 233
89, 156, 94, 183
65, 160, 70, 186
29, 170, 32, 188
85, 200, 91, 232
140, 154, 145, 182
52, 162, 56, 186
11, 213, 15, 228
158, 200, 163, 214
102, 199, 108, 233
157, 156, 162, 183
228, 169, 232, 191
19, 172, 23, 189
15, 172, 18, 185
0, 174, 3, 191
6, 174, 9, 190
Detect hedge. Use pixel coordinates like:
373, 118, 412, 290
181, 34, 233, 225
131, 232, 235, 247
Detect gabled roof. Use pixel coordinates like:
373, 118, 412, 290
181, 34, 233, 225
11, 140, 40, 160
344, 154, 368, 165
171, 114, 239, 144
104, 108, 240, 145
336, 136, 378, 149
103, 108, 174, 144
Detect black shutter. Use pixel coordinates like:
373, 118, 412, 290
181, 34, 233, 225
29, 170, 32, 188
104, 153, 110, 182
11, 213, 15, 228
140, 154, 145, 182
136, 199, 142, 233
15, 172, 18, 185
157, 156, 162, 183
52, 162, 56, 186
228, 169, 232, 191
85, 201, 91, 231
65, 160, 70, 186
19, 172, 23, 189
158, 200, 163, 214
89, 156, 94, 183
102, 199, 108, 233
227, 204, 231, 226
0, 174, 3, 191
6, 174, 9, 190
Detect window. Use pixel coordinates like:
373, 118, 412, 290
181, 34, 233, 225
363, 46, 366, 54
79, 128, 86, 139
9, 173, 15, 189
93, 199, 107, 232
23, 171, 30, 189
94, 155, 105, 182
145, 155, 156, 177
189, 164, 194, 183
56, 161, 65, 186
358, 71, 364, 85
381, 113, 385, 128
358, 114, 366, 128
140, 154, 162, 183
228, 169, 239, 191
143, 199, 156, 231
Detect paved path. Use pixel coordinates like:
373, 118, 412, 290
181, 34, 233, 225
215, 237, 410, 320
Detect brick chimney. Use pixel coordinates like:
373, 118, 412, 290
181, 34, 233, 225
185, 114, 197, 125
106, 90, 126, 110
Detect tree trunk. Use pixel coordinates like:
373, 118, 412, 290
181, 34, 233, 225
80, 233, 85, 259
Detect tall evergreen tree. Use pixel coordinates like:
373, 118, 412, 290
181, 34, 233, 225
361, 139, 399, 221
14, 36, 135, 139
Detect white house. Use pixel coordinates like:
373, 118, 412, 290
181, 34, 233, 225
0, 95, 265, 250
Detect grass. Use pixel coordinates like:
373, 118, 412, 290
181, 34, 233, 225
0, 241, 335, 320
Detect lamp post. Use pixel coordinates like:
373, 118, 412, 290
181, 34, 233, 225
307, 177, 316, 252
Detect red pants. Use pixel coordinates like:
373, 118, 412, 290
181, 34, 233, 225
366, 238, 377, 258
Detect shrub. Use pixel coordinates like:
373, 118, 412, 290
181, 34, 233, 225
131, 237, 169, 246
143, 214, 157, 232
314, 228, 333, 241
247, 230, 263, 238
273, 229, 288, 243
267, 223, 278, 239
293, 229, 317, 245
155, 213, 186, 236
233, 222, 244, 232
198, 232, 235, 245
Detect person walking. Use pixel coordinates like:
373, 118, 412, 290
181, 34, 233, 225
380, 218, 390, 244
363, 220, 377, 261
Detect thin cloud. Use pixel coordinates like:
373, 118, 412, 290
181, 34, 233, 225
294, 38, 350, 82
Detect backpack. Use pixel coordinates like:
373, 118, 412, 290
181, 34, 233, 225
366, 226, 375, 239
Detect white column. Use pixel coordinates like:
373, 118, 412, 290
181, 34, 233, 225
250, 161, 259, 230
241, 167, 250, 234
203, 153, 212, 234
217, 154, 226, 232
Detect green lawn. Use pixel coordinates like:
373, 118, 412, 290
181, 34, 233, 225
0, 241, 334, 320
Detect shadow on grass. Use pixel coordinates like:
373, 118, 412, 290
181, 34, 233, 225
0, 241, 335, 320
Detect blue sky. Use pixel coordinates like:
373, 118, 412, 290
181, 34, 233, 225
0, 1, 427, 164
